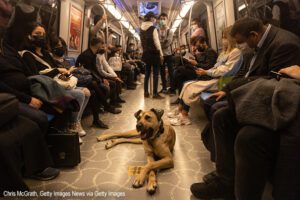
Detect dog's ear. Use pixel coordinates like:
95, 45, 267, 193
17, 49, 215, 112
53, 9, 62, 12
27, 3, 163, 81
150, 108, 164, 121
134, 110, 143, 119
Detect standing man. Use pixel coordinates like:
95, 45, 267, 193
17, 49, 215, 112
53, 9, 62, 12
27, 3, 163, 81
140, 12, 164, 99
158, 13, 175, 95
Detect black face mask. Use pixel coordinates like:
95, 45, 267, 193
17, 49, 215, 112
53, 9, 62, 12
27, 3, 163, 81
31, 35, 46, 47
53, 47, 65, 57
97, 48, 106, 54
197, 47, 205, 52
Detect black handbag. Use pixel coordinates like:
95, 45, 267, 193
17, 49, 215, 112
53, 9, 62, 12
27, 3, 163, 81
0, 93, 19, 127
47, 128, 81, 167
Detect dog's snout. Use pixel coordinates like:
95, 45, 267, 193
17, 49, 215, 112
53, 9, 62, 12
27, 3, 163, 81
136, 123, 143, 130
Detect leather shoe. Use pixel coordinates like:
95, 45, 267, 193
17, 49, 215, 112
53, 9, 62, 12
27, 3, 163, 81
144, 93, 150, 98
31, 167, 60, 181
190, 178, 234, 199
105, 106, 122, 114
116, 98, 126, 103
127, 85, 136, 90
203, 171, 218, 183
152, 93, 165, 99
93, 119, 109, 129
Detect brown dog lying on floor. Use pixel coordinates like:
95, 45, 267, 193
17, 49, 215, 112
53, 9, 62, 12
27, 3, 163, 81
97, 108, 176, 194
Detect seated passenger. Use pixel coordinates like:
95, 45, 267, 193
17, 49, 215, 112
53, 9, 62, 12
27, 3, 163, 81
20, 22, 89, 143
190, 17, 300, 200
76, 38, 122, 128
169, 26, 241, 126
173, 36, 218, 97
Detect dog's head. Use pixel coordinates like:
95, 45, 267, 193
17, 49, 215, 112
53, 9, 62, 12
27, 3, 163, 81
134, 108, 164, 140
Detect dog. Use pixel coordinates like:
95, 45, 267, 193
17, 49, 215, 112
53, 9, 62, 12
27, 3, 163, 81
97, 108, 176, 194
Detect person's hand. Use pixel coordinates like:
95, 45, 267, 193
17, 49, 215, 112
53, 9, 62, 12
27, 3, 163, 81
196, 68, 207, 76
29, 97, 43, 109
279, 65, 300, 80
68, 66, 77, 73
208, 91, 226, 101
115, 77, 123, 83
103, 79, 110, 87
57, 68, 70, 75
188, 59, 197, 66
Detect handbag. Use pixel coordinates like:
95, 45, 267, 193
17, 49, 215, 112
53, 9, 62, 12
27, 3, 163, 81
53, 74, 78, 90
72, 67, 93, 87
19, 50, 78, 89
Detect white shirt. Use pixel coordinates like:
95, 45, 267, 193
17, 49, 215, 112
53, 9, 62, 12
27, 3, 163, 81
96, 54, 118, 78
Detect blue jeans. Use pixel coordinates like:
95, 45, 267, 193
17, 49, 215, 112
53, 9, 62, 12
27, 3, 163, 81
65, 88, 90, 123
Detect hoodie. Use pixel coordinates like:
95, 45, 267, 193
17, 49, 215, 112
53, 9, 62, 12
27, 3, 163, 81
140, 21, 163, 57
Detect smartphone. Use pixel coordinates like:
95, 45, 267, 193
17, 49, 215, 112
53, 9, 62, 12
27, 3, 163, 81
270, 71, 290, 80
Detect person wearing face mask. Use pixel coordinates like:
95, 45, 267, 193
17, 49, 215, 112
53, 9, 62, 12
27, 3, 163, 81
140, 11, 164, 99
171, 36, 218, 105
191, 17, 300, 200
168, 26, 241, 126
95, 42, 126, 105
157, 13, 175, 95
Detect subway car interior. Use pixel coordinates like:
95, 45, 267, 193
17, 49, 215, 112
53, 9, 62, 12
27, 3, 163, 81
0, 0, 300, 199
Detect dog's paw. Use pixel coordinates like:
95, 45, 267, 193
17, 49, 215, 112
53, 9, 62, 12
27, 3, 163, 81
147, 181, 157, 195
132, 175, 145, 188
105, 139, 115, 149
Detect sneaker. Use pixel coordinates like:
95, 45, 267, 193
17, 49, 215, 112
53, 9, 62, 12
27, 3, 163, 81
31, 167, 60, 181
93, 119, 109, 129
167, 109, 180, 118
170, 114, 191, 126
190, 178, 234, 199
79, 137, 83, 145
153, 93, 165, 99
68, 122, 86, 137
135, 81, 142, 85
110, 102, 122, 108
76, 121, 87, 137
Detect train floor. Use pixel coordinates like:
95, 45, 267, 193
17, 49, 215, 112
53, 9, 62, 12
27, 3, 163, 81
25, 83, 216, 200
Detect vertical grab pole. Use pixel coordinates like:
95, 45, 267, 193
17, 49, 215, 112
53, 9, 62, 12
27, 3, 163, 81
97, 3, 108, 58
178, 20, 183, 65
188, 3, 194, 53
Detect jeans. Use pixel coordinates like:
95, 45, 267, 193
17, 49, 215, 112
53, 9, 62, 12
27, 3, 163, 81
66, 88, 90, 123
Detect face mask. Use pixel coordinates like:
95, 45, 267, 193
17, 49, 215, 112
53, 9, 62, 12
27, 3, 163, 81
31, 35, 46, 47
197, 47, 205, 52
97, 48, 106, 54
237, 43, 248, 50
53, 47, 65, 57
160, 20, 166, 26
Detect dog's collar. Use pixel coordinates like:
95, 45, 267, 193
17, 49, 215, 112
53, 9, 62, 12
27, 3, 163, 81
155, 121, 164, 139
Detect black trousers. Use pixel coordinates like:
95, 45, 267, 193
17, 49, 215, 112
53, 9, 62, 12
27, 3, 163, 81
143, 53, 160, 95
0, 116, 53, 193
160, 55, 175, 91
173, 66, 197, 94
213, 107, 282, 199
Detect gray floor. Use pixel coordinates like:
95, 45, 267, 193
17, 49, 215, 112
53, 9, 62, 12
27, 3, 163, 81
25, 84, 215, 200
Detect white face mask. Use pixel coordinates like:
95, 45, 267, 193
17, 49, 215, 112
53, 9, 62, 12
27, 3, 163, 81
237, 43, 249, 50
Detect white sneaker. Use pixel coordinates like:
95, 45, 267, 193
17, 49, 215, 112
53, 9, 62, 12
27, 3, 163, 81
79, 137, 83, 145
135, 81, 142, 85
167, 109, 180, 118
69, 122, 86, 137
76, 122, 87, 137
170, 114, 191, 126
